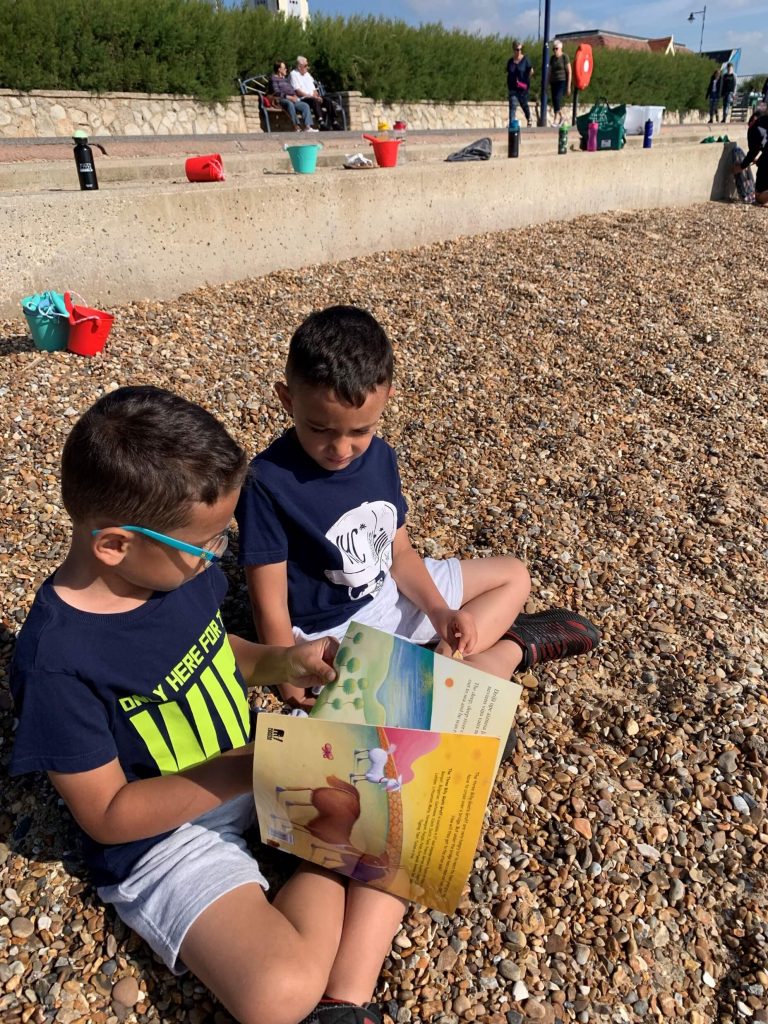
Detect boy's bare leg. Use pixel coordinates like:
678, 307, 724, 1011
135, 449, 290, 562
323, 884, 407, 1004
180, 864, 346, 1024
435, 556, 530, 677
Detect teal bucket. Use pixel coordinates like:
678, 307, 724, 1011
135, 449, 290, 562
21, 292, 70, 352
284, 143, 322, 174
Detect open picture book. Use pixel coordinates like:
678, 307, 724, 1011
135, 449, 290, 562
252, 621, 522, 913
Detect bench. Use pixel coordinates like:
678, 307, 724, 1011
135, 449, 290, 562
238, 72, 347, 134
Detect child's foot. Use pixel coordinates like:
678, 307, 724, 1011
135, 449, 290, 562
300, 999, 383, 1024
504, 609, 600, 670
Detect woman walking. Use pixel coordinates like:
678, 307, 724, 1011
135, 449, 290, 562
507, 41, 534, 127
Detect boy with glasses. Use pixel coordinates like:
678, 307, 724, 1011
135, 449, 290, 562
9, 385, 405, 1024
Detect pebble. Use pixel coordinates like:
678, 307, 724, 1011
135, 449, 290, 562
111, 976, 140, 1007
1, 203, 767, 1023
10, 918, 34, 939
512, 980, 529, 1001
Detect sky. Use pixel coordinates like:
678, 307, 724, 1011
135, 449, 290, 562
307, 1, 767, 76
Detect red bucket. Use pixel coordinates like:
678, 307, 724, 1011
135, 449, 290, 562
185, 154, 225, 182
362, 135, 403, 168
65, 292, 114, 357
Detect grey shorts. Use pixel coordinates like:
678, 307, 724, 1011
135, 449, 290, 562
294, 556, 464, 645
97, 794, 267, 975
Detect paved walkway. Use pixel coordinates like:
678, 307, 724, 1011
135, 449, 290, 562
0, 124, 716, 166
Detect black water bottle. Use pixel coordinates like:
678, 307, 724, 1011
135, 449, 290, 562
73, 131, 98, 190
508, 118, 520, 158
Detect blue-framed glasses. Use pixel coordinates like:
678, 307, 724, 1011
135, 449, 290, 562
91, 525, 229, 562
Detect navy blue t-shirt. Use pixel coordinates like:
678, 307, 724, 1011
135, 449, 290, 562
9, 567, 252, 886
236, 430, 408, 634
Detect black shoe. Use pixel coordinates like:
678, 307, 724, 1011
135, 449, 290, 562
505, 609, 600, 670
301, 1000, 383, 1024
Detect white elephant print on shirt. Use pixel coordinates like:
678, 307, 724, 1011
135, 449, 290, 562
324, 501, 398, 600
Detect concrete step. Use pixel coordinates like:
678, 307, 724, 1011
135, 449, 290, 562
0, 125, 728, 194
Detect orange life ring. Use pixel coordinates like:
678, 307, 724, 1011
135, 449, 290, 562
573, 43, 594, 91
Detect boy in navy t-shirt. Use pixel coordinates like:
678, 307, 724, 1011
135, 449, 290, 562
236, 305, 599, 708
10, 386, 405, 1024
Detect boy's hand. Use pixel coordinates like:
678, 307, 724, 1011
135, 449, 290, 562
276, 638, 338, 710
430, 607, 478, 656
283, 636, 339, 689
277, 681, 318, 710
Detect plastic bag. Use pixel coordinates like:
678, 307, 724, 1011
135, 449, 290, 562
445, 137, 493, 162
576, 99, 626, 151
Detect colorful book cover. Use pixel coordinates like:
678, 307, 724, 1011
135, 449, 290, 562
310, 621, 522, 774
252, 623, 524, 911
253, 713, 499, 913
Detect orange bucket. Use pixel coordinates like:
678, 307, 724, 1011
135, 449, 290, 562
65, 292, 114, 357
185, 154, 225, 182
362, 135, 403, 168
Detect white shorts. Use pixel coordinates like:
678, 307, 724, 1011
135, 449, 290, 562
293, 557, 464, 645
97, 794, 267, 975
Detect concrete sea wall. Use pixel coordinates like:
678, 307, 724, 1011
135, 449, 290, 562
0, 141, 732, 318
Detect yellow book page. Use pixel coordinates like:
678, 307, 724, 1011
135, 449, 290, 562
253, 713, 499, 913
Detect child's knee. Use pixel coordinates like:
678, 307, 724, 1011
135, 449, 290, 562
507, 556, 531, 599
235, 970, 326, 1024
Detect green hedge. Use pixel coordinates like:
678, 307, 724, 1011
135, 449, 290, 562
0, 0, 720, 110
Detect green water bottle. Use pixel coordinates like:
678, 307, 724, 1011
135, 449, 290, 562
558, 123, 569, 155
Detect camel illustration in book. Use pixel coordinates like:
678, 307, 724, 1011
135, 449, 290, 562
274, 728, 442, 892
274, 773, 396, 884
276, 775, 361, 848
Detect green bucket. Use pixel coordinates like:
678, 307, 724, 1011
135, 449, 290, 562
284, 143, 322, 174
21, 292, 70, 351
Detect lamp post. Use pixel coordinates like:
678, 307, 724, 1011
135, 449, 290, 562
538, 0, 551, 126
688, 6, 706, 54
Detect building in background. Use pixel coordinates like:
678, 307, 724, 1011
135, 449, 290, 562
556, 29, 690, 55
250, 0, 309, 24
702, 48, 742, 72
557, 30, 743, 71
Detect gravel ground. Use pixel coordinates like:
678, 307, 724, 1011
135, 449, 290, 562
1, 200, 767, 1024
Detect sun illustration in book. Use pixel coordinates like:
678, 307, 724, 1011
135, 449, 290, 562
267, 725, 440, 899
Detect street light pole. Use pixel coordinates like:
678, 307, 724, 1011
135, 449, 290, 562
688, 6, 707, 54
538, 0, 551, 126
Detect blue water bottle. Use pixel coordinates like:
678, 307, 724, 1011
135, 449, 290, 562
643, 118, 654, 149
508, 118, 520, 158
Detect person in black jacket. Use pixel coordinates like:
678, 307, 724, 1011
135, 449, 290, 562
733, 105, 768, 206
721, 63, 737, 123
706, 69, 721, 125
507, 41, 534, 127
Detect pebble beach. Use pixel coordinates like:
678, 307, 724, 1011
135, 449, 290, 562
0, 200, 766, 1024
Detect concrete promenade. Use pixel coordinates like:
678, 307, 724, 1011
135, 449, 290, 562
0, 126, 742, 317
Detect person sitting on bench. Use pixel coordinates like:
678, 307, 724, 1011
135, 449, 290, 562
270, 60, 318, 133
290, 56, 337, 131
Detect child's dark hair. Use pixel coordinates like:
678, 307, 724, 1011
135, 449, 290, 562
286, 305, 393, 407
61, 386, 247, 530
